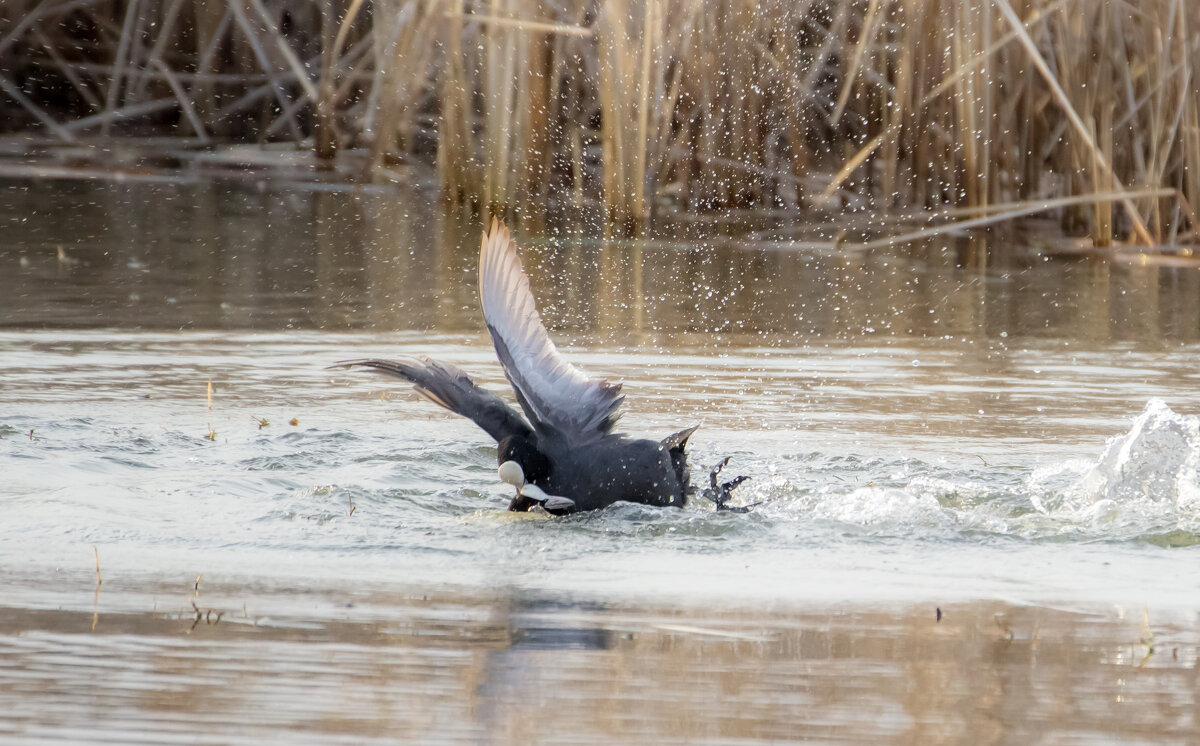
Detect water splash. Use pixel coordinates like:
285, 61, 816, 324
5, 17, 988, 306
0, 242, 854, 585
1027, 399, 1200, 542
753, 400, 1200, 545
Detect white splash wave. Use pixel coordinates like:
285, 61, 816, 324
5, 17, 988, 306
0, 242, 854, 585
767, 399, 1200, 541
1028, 399, 1200, 534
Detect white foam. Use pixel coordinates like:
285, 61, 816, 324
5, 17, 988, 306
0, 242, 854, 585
813, 485, 949, 529
1033, 400, 1200, 532
1078, 399, 1199, 502
768, 400, 1200, 541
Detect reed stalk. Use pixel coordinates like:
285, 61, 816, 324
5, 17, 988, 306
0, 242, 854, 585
481, 0, 524, 215
437, 2, 475, 202
0, 0, 1196, 243
365, 0, 436, 169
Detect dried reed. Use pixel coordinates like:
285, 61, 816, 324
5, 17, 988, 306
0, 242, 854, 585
0, 0, 1197, 241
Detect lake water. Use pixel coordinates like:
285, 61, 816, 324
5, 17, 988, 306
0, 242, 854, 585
1, 178, 1198, 743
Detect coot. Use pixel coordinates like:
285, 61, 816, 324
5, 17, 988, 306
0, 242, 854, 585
334, 219, 748, 513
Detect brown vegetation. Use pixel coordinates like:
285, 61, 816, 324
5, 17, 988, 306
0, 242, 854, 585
1, 0, 1197, 242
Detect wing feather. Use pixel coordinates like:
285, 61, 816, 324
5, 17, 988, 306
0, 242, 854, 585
478, 218, 624, 444
330, 356, 531, 443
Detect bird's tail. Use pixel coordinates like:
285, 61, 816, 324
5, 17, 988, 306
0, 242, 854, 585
662, 424, 699, 501
330, 357, 531, 443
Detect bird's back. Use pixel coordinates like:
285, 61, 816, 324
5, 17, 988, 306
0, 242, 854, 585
540, 437, 686, 511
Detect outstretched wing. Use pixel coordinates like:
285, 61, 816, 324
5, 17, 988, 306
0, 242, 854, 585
330, 356, 532, 444
478, 218, 624, 445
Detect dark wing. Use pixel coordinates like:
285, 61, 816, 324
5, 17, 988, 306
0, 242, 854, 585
331, 356, 531, 443
478, 218, 624, 445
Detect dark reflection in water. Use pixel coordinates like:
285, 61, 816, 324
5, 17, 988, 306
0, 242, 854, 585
2, 178, 1198, 344
0, 588, 1195, 745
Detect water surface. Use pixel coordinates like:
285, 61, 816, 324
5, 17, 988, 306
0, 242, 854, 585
1, 178, 1198, 743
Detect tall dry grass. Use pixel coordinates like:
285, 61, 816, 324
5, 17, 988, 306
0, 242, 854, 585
1, 0, 1198, 242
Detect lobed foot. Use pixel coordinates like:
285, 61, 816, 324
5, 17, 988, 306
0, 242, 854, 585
702, 457, 758, 513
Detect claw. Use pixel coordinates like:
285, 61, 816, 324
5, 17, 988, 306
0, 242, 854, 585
708, 456, 732, 492
702, 459, 758, 513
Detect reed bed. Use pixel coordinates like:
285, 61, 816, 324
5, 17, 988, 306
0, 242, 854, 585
1, 0, 1197, 242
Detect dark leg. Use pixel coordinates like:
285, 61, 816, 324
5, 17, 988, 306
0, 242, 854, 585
702, 458, 758, 512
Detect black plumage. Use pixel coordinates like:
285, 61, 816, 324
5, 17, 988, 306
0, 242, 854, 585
335, 219, 725, 513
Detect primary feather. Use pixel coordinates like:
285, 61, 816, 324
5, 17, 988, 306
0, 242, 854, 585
478, 218, 624, 445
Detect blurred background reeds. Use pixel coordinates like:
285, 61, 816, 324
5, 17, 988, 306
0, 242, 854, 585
1, 0, 1197, 243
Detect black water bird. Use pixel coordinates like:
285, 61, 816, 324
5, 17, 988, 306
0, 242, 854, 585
333, 219, 748, 514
